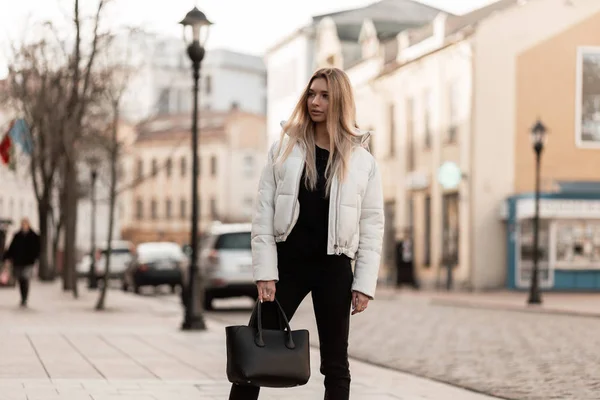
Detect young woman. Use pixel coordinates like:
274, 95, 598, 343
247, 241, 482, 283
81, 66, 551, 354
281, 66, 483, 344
229, 67, 384, 400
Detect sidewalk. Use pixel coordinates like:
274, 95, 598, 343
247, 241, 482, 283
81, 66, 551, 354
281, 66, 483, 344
0, 282, 499, 400
378, 286, 600, 318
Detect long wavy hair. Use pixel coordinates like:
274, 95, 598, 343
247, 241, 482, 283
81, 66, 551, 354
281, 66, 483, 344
276, 67, 360, 195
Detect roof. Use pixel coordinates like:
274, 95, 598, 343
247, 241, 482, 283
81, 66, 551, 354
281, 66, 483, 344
405, 0, 518, 47
314, 0, 445, 41
266, 0, 445, 55
134, 110, 263, 143
444, 0, 518, 37
376, 0, 519, 78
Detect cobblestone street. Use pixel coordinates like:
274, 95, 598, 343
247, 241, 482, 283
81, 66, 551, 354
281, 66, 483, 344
0, 282, 497, 400
210, 292, 600, 400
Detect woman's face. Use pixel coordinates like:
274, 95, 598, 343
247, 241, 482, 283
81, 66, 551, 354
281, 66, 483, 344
307, 77, 329, 123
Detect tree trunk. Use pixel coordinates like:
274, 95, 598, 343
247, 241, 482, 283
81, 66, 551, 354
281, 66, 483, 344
52, 210, 64, 280
96, 107, 119, 311
37, 198, 52, 281
62, 158, 79, 298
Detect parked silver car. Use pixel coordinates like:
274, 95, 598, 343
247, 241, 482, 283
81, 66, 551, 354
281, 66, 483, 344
196, 222, 255, 310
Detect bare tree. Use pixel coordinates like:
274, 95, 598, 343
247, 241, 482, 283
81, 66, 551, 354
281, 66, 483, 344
4, 0, 116, 297
94, 28, 139, 310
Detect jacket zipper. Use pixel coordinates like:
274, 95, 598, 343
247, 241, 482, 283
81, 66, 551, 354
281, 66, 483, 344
333, 176, 342, 255
282, 157, 305, 240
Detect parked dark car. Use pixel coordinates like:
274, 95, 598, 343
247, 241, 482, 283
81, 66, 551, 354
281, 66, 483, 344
122, 242, 187, 294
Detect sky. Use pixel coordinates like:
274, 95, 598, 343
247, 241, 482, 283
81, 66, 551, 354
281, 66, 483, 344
0, 0, 497, 77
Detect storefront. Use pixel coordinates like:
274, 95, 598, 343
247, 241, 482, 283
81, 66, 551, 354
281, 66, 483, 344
503, 193, 600, 291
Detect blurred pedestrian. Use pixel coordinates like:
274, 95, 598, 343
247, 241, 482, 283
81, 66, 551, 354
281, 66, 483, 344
229, 67, 384, 400
394, 228, 419, 289
1, 218, 40, 307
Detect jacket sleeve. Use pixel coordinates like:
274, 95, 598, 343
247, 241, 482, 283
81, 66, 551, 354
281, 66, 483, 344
251, 142, 279, 282
2, 235, 15, 262
351, 160, 384, 299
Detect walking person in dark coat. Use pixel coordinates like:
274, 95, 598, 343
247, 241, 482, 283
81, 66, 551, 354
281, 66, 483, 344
2, 218, 40, 307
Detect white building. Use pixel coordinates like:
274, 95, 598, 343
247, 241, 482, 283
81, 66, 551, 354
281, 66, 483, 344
264, 0, 442, 146
119, 33, 266, 122
265, 0, 443, 279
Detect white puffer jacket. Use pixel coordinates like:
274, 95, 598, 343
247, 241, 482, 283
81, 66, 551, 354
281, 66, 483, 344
251, 129, 385, 299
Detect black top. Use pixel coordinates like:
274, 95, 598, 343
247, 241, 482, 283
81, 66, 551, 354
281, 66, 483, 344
2, 229, 40, 267
277, 145, 330, 261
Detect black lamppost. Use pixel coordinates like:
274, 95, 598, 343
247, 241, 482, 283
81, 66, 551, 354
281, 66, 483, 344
527, 119, 547, 305
179, 6, 212, 331
87, 155, 101, 290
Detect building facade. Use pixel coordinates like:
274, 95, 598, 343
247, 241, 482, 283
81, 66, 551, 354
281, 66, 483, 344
120, 110, 267, 245
266, 0, 600, 290
119, 33, 266, 122
364, 0, 600, 290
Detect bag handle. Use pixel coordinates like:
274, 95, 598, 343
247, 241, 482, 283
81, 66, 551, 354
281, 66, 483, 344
252, 298, 296, 349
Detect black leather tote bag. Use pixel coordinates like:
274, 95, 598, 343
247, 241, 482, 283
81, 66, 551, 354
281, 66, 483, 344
225, 298, 311, 388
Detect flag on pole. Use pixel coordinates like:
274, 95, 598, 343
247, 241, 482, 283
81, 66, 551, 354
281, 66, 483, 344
0, 119, 18, 171
8, 118, 32, 155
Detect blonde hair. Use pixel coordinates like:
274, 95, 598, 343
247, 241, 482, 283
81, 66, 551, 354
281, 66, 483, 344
276, 67, 360, 195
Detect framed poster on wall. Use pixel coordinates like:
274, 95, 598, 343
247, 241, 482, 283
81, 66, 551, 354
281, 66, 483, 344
575, 46, 600, 148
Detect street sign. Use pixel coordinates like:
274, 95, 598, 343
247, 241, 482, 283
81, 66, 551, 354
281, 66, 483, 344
437, 161, 462, 190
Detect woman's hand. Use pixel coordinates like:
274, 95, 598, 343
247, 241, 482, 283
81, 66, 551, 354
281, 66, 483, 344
351, 291, 370, 315
256, 280, 276, 302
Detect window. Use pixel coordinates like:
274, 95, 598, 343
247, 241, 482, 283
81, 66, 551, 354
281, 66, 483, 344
243, 155, 254, 177
205, 75, 212, 95
165, 158, 172, 177
424, 89, 432, 149
211, 156, 217, 177
151, 199, 158, 220
518, 219, 550, 285
136, 159, 143, 179
136, 199, 143, 220
165, 198, 172, 219
157, 87, 170, 114
210, 197, 217, 218
151, 159, 158, 176
406, 97, 415, 171
388, 102, 395, 157
424, 195, 431, 267
442, 193, 460, 265
214, 232, 251, 250
555, 221, 600, 267
244, 197, 254, 215
180, 157, 187, 177
447, 81, 460, 144
180, 198, 186, 219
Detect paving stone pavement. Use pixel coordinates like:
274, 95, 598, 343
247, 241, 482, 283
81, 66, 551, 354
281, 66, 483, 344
0, 282, 498, 400
210, 293, 600, 400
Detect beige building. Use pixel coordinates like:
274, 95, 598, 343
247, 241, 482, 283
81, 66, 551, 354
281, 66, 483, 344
314, 0, 600, 290
120, 110, 267, 245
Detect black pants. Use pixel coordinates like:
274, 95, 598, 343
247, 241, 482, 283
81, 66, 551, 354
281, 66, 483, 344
229, 253, 353, 400
13, 266, 31, 305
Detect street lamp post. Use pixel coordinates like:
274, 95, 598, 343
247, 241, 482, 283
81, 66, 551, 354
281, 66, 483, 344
527, 119, 547, 305
179, 6, 212, 331
87, 156, 101, 290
